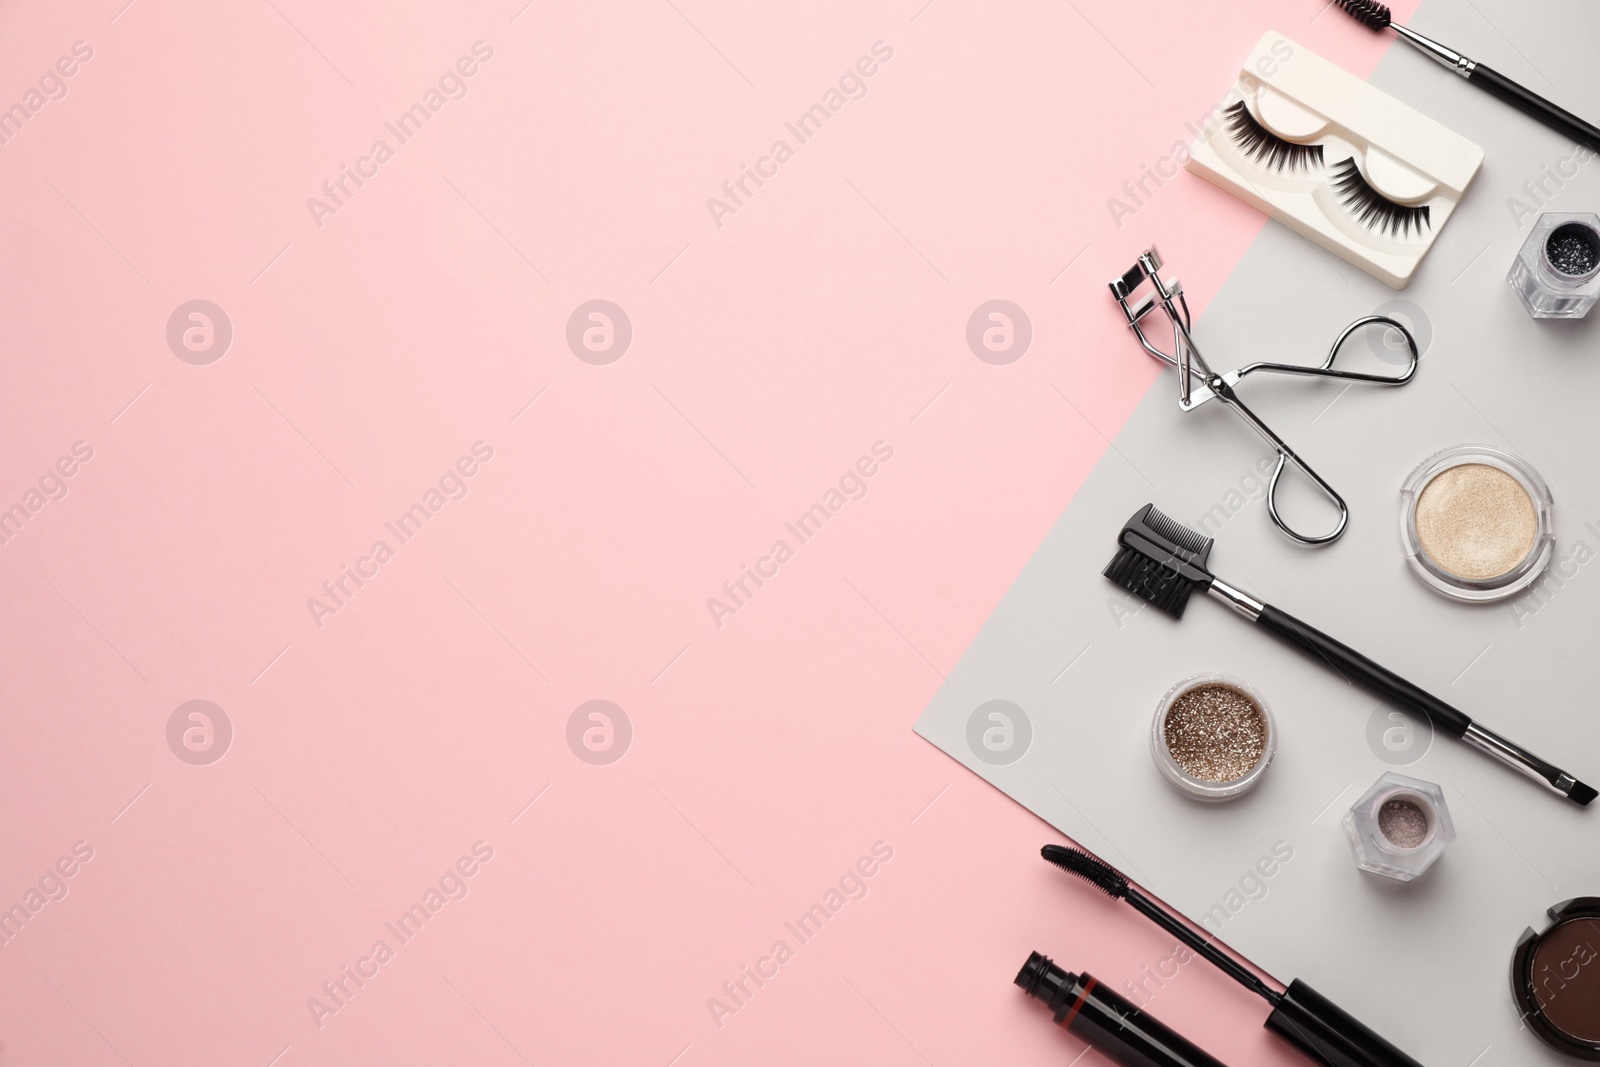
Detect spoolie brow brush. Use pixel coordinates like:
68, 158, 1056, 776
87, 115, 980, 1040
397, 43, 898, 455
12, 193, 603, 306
1335, 0, 1600, 153
1041, 843, 1425, 1067
1105, 503, 1597, 806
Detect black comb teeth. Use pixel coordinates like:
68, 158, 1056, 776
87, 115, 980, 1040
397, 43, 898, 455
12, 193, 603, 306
1142, 505, 1211, 557
1103, 504, 1215, 620
1041, 844, 1128, 899
1335, 0, 1392, 30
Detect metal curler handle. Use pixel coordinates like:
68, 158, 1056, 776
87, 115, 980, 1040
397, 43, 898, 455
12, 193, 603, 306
1238, 314, 1417, 545
1108, 246, 1421, 547
1266, 450, 1349, 546
1233, 314, 1419, 386
1206, 375, 1351, 546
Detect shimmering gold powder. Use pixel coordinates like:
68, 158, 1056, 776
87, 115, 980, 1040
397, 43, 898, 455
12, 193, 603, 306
1163, 684, 1266, 783
1414, 463, 1536, 581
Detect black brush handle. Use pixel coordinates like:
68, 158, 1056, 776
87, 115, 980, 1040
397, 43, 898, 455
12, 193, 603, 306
1125, 885, 1277, 1002
1469, 64, 1600, 153
1256, 605, 1471, 738
1265, 979, 1425, 1067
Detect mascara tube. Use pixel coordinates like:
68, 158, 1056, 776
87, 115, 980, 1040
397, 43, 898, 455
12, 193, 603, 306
1018, 952, 1232, 1067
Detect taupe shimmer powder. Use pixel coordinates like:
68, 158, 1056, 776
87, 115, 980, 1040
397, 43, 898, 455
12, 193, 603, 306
1164, 684, 1266, 783
1414, 463, 1537, 581
1377, 796, 1429, 849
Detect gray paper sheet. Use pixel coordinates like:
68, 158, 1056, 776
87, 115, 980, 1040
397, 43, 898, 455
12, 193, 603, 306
915, 3, 1600, 1061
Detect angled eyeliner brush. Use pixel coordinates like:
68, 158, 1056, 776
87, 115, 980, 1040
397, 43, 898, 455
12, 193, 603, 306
1041, 843, 1426, 1067
1105, 504, 1597, 806
1335, 0, 1600, 152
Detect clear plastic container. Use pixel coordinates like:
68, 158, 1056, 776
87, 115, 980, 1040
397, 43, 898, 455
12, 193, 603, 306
1399, 444, 1554, 603
1342, 772, 1454, 882
1150, 674, 1276, 802
1508, 212, 1600, 319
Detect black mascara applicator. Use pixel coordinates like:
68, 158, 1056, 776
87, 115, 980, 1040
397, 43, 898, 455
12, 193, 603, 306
1105, 504, 1597, 806
1334, 0, 1600, 153
1041, 843, 1424, 1067
1016, 952, 1233, 1067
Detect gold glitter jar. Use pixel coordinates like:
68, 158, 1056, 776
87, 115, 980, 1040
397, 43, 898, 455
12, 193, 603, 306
1151, 674, 1276, 802
1399, 445, 1554, 603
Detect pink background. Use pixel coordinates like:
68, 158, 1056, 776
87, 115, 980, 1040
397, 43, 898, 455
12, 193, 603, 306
0, 1, 1415, 1063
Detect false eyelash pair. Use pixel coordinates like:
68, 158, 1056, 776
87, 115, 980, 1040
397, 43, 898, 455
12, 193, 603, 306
1223, 100, 1431, 238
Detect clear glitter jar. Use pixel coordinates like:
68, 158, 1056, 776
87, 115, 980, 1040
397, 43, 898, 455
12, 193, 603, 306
1399, 444, 1554, 603
1342, 772, 1454, 882
1508, 212, 1600, 319
1150, 674, 1276, 802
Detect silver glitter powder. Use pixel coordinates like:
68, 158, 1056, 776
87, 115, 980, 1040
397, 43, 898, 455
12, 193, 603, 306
1547, 225, 1600, 276
1377, 797, 1429, 849
1163, 684, 1267, 783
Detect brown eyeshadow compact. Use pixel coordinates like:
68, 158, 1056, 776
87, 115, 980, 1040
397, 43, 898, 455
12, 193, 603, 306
1512, 898, 1600, 1059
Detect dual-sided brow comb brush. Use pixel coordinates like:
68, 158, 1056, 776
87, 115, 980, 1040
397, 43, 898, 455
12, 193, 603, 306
1042, 843, 1425, 1067
1335, 0, 1600, 153
1106, 503, 1597, 806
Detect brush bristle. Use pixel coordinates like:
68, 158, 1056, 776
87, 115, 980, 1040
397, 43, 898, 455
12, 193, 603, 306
1103, 545, 1195, 619
1041, 844, 1128, 899
1570, 781, 1598, 806
1335, 0, 1392, 30
1105, 504, 1214, 620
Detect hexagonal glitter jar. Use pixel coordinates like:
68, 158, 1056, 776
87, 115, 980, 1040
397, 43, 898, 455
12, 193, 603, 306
1342, 772, 1455, 882
1508, 212, 1600, 319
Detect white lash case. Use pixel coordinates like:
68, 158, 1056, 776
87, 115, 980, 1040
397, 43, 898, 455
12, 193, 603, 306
1186, 31, 1484, 289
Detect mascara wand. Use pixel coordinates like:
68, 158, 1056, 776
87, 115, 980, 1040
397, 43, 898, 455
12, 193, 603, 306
1335, 0, 1600, 153
1041, 843, 1425, 1067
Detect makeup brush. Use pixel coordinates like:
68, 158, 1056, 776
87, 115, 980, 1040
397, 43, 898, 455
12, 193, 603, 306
1105, 504, 1597, 806
1041, 843, 1425, 1067
1334, 0, 1600, 152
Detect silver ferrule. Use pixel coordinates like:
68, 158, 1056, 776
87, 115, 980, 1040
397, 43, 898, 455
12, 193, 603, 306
1206, 578, 1264, 621
1462, 722, 1566, 793
1392, 24, 1475, 77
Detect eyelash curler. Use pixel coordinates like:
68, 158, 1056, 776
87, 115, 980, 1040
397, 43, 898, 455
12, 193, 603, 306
1109, 245, 1418, 546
